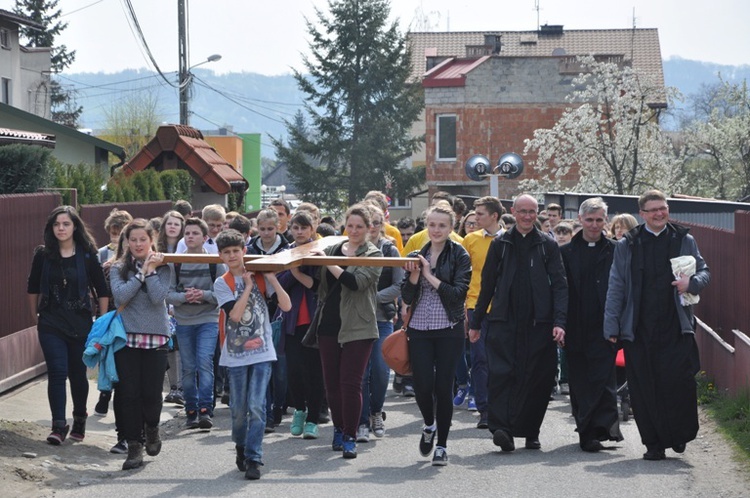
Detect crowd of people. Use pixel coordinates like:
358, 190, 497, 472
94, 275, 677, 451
26, 188, 709, 479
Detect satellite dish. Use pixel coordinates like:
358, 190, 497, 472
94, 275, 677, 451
494, 153, 524, 179
465, 154, 490, 182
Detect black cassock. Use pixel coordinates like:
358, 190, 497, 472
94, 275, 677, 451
486, 233, 557, 438
624, 230, 700, 449
564, 237, 623, 445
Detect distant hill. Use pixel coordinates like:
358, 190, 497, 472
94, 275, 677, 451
65, 58, 749, 156
64, 69, 304, 156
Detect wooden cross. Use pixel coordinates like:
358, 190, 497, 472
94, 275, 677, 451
162, 236, 417, 272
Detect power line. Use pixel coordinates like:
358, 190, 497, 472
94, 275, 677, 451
191, 77, 297, 118
190, 112, 277, 151
189, 77, 286, 124
60, 0, 106, 17
118, 0, 176, 88
56, 72, 167, 90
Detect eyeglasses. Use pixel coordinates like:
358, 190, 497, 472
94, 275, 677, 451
465, 221, 477, 227
641, 205, 668, 214
515, 210, 537, 217
372, 221, 383, 227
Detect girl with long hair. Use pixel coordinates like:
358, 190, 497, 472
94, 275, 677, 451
110, 219, 171, 470
27, 205, 109, 445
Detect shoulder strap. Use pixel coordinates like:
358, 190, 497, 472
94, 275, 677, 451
174, 262, 182, 287
210, 263, 217, 282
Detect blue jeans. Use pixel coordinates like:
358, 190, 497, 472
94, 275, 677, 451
37, 329, 89, 422
360, 321, 393, 425
228, 361, 272, 464
467, 309, 489, 413
176, 322, 218, 412
265, 354, 287, 423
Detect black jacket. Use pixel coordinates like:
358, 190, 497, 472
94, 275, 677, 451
560, 231, 614, 351
401, 239, 471, 325
470, 226, 567, 330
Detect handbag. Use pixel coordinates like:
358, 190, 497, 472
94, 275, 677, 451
381, 307, 413, 376
301, 279, 341, 349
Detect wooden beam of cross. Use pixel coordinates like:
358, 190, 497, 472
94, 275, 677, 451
162, 236, 418, 272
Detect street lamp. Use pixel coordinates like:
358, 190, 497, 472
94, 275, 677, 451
179, 54, 222, 126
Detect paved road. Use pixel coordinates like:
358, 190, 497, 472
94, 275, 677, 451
2, 376, 729, 498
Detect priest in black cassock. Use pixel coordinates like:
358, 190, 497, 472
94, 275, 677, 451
470, 194, 567, 452
560, 197, 623, 452
604, 190, 710, 460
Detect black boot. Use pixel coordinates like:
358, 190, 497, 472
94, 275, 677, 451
122, 441, 144, 470
145, 426, 162, 456
235, 445, 246, 471
70, 413, 87, 442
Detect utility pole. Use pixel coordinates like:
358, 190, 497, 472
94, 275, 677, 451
178, 0, 189, 125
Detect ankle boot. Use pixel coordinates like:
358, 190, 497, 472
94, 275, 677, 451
122, 441, 143, 470
235, 445, 246, 471
70, 413, 87, 442
46, 420, 69, 445
144, 426, 162, 456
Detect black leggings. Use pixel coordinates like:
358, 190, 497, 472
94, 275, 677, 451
408, 329, 464, 449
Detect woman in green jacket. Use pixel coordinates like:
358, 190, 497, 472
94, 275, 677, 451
313, 204, 382, 459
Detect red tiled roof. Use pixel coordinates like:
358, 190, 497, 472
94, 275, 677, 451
122, 125, 248, 195
423, 56, 491, 87
408, 28, 664, 88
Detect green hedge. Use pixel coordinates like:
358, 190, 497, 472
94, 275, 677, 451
0, 145, 53, 194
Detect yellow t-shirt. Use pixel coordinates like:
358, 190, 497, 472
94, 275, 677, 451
462, 229, 503, 309
401, 229, 464, 256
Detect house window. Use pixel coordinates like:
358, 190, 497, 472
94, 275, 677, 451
390, 196, 411, 208
436, 114, 457, 161
0, 28, 9, 49
1, 78, 10, 105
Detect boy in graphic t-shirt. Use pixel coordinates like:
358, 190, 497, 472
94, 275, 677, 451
214, 229, 291, 480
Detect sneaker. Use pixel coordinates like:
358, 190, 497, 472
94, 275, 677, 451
303, 422, 319, 439
467, 397, 478, 411
332, 427, 344, 451
69, 414, 87, 442
403, 385, 416, 397
370, 412, 385, 438
198, 408, 213, 429
318, 409, 330, 424
432, 446, 448, 466
172, 388, 185, 406
342, 435, 357, 459
94, 391, 111, 416
477, 412, 489, 429
356, 423, 370, 443
110, 439, 128, 454
46, 422, 69, 445
164, 386, 179, 404
392, 375, 404, 394
186, 410, 200, 429
453, 386, 468, 407
419, 427, 435, 457
265, 421, 276, 434
559, 383, 570, 395
244, 460, 261, 480
221, 392, 230, 405
272, 406, 283, 426
290, 409, 306, 436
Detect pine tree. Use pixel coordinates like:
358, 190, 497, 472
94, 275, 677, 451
273, 0, 424, 211
14, 0, 82, 127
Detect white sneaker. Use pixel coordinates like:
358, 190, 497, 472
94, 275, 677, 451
370, 412, 385, 438
356, 423, 370, 443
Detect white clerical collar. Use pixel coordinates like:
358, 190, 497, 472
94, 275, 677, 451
644, 224, 667, 237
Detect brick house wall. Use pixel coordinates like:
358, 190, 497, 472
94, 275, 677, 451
424, 57, 585, 199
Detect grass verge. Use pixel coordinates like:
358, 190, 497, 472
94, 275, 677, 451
697, 371, 750, 460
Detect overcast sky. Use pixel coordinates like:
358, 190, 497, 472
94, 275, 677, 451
3, 0, 749, 74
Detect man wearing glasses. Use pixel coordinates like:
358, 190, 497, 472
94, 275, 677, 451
470, 194, 567, 452
604, 189, 710, 460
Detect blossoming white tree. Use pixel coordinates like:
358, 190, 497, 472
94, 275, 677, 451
523, 56, 684, 195
682, 80, 750, 201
